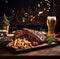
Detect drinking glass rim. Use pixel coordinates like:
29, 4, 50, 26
47, 16, 56, 21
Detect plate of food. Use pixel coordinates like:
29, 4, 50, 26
5, 28, 60, 53
6, 37, 60, 53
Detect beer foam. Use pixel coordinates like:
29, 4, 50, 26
47, 16, 56, 21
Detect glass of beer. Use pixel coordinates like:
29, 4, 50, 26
47, 16, 56, 38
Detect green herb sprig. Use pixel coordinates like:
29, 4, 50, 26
46, 36, 53, 44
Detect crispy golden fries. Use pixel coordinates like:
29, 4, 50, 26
6, 38, 32, 49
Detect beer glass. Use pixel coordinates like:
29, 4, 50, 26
47, 16, 56, 38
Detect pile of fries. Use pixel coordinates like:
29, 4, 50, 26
6, 38, 32, 49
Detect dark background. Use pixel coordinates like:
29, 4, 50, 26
0, 0, 60, 33
53, 0, 60, 33
0, 0, 53, 16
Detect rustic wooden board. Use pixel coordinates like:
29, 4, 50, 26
6, 42, 60, 54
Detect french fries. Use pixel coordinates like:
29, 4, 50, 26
6, 38, 32, 49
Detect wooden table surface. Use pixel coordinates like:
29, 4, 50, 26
0, 44, 60, 56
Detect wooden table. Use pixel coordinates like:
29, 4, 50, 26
0, 44, 60, 56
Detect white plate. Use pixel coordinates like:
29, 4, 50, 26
0, 30, 7, 32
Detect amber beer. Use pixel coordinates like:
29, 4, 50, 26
47, 16, 56, 37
